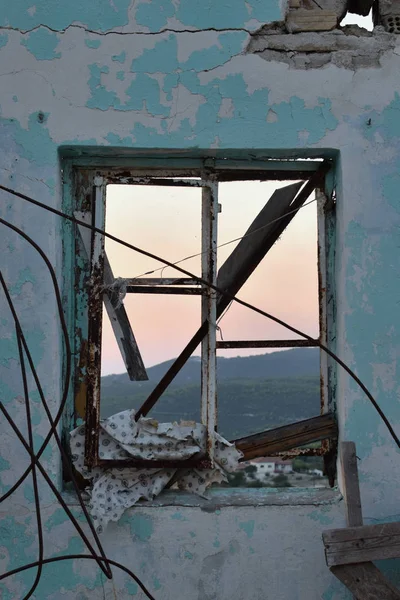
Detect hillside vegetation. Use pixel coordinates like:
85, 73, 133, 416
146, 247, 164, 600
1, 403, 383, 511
101, 348, 321, 440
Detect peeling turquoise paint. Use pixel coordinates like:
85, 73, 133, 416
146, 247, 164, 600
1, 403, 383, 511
238, 519, 255, 538
85, 39, 101, 49
0, 336, 17, 367
175, 0, 280, 29
182, 32, 247, 72
126, 580, 138, 595
171, 511, 187, 521
131, 35, 179, 73
23, 483, 35, 503
21, 29, 61, 60
135, 0, 176, 31
0, 455, 10, 494
12, 95, 18, 103
307, 509, 334, 526
112, 51, 126, 63
10, 267, 35, 295
0, 33, 8, 49
31, 537, 103, 596
0, 517, 36, 593
124, 514, 154, 541
0, 0, 131, 31
184, 550, 194, 559
116, 70, 125, 81
152, 576, 162, 591
1, 112, 56, 168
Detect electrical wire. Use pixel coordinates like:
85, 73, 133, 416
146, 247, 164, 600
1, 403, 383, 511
0, 269, 111, 578
0, 555, 156, 599
133, 195, 317, 279
1, 177, 400, 599
1, 182, 399, 449
0, 223, 153, 597
16, 328, 43, 600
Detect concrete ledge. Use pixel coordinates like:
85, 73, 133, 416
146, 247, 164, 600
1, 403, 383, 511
63, 486, 342, 509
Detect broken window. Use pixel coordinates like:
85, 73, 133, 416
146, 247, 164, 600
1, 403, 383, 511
69, 158, 337, 482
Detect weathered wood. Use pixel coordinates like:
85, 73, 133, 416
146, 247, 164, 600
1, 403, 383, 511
216, 181, 303, 309
76, 212, 147, 382
324, 522, 400, 567
122, 278, 199, 286
103, 256, 148, 381
327, 442, 400, 600
216, 339, 319, 349
125, 285, 203, 295
341, 441, 363, 527
331, 564, 400, 600
234, 413, 337, 460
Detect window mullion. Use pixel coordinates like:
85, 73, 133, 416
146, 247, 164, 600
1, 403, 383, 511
201, 181, 218, 465
84, 176, 106, 468
317, 189, 329, 415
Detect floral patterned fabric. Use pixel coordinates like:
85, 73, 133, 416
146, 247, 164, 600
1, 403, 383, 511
70, 410, 243, 532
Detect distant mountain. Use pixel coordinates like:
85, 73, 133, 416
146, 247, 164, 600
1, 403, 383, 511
101, 348, 320, 440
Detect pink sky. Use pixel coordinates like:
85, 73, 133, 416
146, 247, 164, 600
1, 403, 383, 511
101, 180, 319, 375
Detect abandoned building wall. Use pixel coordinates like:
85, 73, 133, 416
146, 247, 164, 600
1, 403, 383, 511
1, 1, 400, 598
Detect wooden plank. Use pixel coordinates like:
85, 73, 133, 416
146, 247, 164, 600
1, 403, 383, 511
324, 522, 400, 567
331, 564, 400, 600
123, 278, 199, 286
125, 286, 203, 295
103, 256, 148, 381
327, 442, 400, 600
216, 339, 319, 349
216, 181, 303, 309
341, 441, 363, 527
234, 413, 337, 460
75, 211, 147, 382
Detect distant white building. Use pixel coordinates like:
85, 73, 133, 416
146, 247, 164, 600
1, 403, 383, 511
241, 457, 293, 480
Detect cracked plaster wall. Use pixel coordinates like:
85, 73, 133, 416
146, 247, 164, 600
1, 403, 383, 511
1, 1, 400, 598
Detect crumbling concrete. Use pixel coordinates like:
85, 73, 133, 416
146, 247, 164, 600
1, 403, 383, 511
248, 24, 397, 68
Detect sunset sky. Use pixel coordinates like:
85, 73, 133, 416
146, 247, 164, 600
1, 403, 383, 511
101, 180, 319, 375
100, 11, 372, 376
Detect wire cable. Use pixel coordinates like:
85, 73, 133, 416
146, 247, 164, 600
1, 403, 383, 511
1, 176, 400, 598
0, 269, 111, 577
15, 328, 44, 600
0, 224, 153, 596
133, 196, 317, 279
0, 269, 153, 598
0, 555, 156, 600
1, 182, 399, 449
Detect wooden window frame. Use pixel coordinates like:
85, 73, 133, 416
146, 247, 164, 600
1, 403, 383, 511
67, 157, 337, 473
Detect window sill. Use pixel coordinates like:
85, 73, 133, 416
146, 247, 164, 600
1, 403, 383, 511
62, 486, 342, 509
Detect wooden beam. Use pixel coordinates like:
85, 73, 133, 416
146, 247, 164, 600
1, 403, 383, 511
125, 286, 203, 295
75, 212, 147, 382
217, 339, 319, 349
324, 522, 400, 567
327, 442, 400, 600
341, 441, 363, 527
233, 413, 337, 460
120, 278, 199, 286
331, 563, 400, 600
